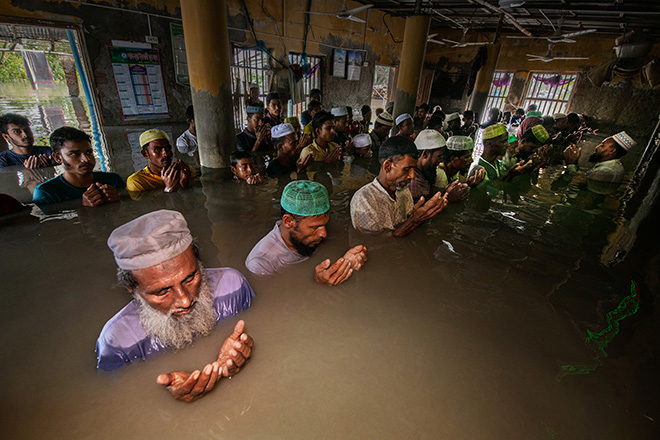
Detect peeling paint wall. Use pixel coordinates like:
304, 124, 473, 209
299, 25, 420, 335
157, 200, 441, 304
1, 0, 406, 126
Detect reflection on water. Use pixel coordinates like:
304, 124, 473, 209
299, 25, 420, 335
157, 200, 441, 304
0, 121, 659, 439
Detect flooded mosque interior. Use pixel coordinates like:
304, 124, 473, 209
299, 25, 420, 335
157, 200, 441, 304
2, 0, 660, 438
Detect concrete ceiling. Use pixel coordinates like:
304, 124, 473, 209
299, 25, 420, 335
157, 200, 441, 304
360, 0, 660, 39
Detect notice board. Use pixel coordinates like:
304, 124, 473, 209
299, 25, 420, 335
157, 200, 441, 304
109, 47, 170, 120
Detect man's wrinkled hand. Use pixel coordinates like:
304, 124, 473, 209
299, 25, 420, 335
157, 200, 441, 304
467, 167, 486, 187
156, 362, 221, 403
410, 191, 447, 224
342, 245, 367, 271
445, 180, 470, 203
217, 320, 253, 377
296, 153, 313, 173
563, 144, 581, 165
314, 257, 353, 286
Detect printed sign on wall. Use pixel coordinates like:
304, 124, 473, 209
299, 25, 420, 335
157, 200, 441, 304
109, 47, 169, 120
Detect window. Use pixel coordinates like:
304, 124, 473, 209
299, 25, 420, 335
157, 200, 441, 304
288, 53, 322, 120
523, 73, 578, 116
482, 71, 513, 123
372, 65, 396, 111
231, 47, 270, 131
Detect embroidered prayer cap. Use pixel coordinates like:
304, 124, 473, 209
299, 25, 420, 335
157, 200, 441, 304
415, 129, 446, 150
331, 107, 348, 117
284, 116, 299, 124
531, 125, 550, 144
447, 135, 475, 151
508, 133, 518, 143
482, 123, 508, 141
281, 180, 330, 216
139, 129, 170, 148
611, 131, 636, 151
553, 112, 567, 120
375, 111, 393, 127
379, 135, 419, 160
395, 113, 413, 126
353, 133, 372, 149
527, 110, 543, 117
246, 104, 264, 114
271, 123, 295, 138
108, 210, 193, 271
446, 112, 460, 122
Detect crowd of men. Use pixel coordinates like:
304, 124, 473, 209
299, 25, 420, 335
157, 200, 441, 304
0, 89, 637, 402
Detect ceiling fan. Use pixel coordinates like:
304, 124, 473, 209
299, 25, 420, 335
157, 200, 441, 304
427, 34, 445, 45
508, 10, 596, 43
527, 43, 589, 63
298, 1, 373, 24
441, 27, 490, 48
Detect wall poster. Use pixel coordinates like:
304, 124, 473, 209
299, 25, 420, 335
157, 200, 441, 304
109, 47, 170, 120
347, 50, 362, 81
333, 49, 346, 77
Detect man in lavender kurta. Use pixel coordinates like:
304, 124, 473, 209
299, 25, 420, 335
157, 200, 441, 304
96, 210, 254, 403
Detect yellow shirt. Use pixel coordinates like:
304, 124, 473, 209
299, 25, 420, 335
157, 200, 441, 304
126, 164, 195, 192
300, 140, 339, 162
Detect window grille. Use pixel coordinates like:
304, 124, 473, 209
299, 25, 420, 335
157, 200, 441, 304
230, 47, 270, 131
482, 71, 513, 123
288, 53, 322, 120
523, 73, 578, 116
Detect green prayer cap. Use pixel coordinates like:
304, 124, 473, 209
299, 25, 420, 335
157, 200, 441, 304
482, 123, 507, 141
527, 111, 543, 117
508, 133, 518, 143
281, 180, 330, 216
531, 125, 549, 144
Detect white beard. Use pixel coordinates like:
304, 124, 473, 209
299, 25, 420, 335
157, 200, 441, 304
135, 270, 217, 350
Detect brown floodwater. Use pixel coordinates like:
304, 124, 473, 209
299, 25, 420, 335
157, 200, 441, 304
0, 119, 659, 439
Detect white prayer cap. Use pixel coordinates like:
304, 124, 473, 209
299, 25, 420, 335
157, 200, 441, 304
375, 111, 393, 127
353, 133, 372, 149
395, 113, 412, 126
446, 112, 460, 122
611, 131, 636, 151
414, 129, 446, 150
331, 107, 348, 117
553, 112, 567, 120
446, 135, 475, 151
271, 123, 295, 138
108, 210, 193, 271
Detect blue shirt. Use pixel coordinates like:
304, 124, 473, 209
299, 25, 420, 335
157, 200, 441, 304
95, 268, 255, 371
0, 146, 52, 168
32, 171, 125, 204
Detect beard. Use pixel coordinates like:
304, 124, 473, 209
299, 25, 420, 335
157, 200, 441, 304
588, 152, 602, 163
290, 229, 320, 257
135, 268, 216, 350
421, 164, 437, 184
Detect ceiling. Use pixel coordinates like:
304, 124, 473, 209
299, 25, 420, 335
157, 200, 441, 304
361, 0, 660, 40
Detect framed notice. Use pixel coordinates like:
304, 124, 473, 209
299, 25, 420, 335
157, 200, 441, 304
109, 47, 170, 120
333, 49, 346, 77
347, 50, 362, 81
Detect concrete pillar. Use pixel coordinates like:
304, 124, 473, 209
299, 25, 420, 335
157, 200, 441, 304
392, 15, 430, 135
468, 43, 502, 122
180, 0, 235, 169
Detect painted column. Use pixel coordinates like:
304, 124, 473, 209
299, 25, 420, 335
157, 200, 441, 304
180, 0, 234, 169
468, 43, 502, 121
392, 15, 430, 134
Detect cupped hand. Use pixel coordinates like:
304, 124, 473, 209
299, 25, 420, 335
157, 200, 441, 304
314, 257, 353, 286
156, 362, 221, 403
342, 245, 367, 271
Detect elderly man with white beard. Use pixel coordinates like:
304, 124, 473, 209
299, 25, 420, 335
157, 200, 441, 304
96, 210, 254, 403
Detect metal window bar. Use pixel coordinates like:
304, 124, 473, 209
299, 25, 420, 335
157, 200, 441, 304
230, 47, 270, 131
482, 71, 513, 123
523, 73, 577, 117
288, 53, 322, 120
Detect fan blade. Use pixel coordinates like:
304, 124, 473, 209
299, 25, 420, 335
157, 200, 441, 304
428, 34, 438, 39
428, 39, 445, 45
346, 4, 373, 15
298, 11, 336, 16
461, 42, 490, 46
552, 57, 589, 60
560, 29, 597, 39
441, 39, 461, 45
540, 10, 556, 32
506, 36, 539, 39
347, 15, 366, 23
